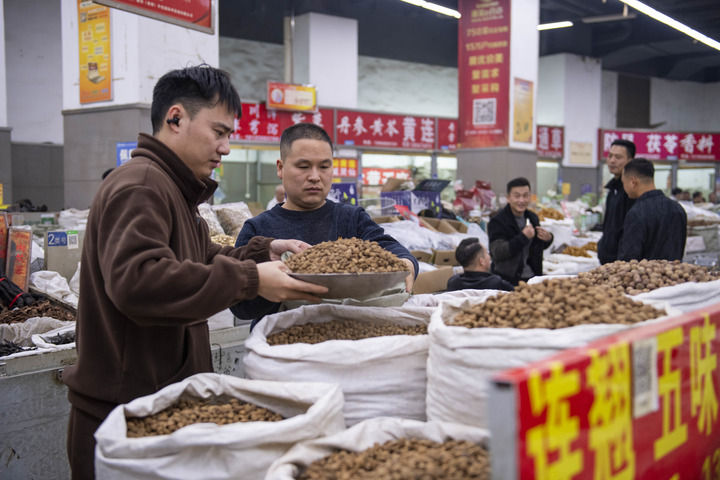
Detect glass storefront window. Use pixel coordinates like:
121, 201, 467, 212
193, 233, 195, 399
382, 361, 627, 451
213, 146, 280, 205
537, 160, 559, 202
677, 165, 715, 198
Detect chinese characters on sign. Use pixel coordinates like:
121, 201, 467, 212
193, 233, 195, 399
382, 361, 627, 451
336, 111, 436, 150
537, 126, 564, 159
78, 0, 112, 104
600, 129, 720, 162
458, 0, 511, 148
500, 307, 720, 479
332, 159, 358, 178
437, 118, 458, 151
94, 0, 212, 33
362, 168, 412, 186
231, 102, 333, 143
267, 81, 317, 113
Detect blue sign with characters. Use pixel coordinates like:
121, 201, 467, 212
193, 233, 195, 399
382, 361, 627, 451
116, 142, 137, 166
47, 231, 68, 247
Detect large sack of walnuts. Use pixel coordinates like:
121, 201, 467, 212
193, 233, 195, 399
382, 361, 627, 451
265, 417, 490, 480
244, 304, 435, 426
425, 278, 676, 428
94, 373, 345, 480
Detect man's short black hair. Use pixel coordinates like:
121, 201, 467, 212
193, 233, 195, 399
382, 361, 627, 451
506, 177, 531, 194
623, 158, 654, 180
610, 139, 636, 159
151, 64, 241, 134
671, 187, 683, 196
455, 237, 485, 268
280, 123, 333, 160
693, 191, 703, 200
101, 168, 115, 180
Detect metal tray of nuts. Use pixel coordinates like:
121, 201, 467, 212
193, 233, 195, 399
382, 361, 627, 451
288, 270, 409, 300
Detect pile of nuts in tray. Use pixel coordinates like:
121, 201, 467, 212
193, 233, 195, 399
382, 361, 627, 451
267, 319, 426, 345
285, 238, 408, 274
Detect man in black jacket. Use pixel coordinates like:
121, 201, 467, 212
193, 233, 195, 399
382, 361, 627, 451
598, 139, 636, 264
618, 158, 687, 261
447, 237, 514, 291
488, 177, 553, 285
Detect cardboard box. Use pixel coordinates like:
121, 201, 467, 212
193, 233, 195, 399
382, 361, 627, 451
380, 191, 441, 217
432, 249, 459, 266
412, 266, 455, 294
444, 219, 468, 233
410, 250, 433, 263
373, 215, 403, 224
380, 178, 405, 192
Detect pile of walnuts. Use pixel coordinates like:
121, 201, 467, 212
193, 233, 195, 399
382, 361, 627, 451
126, 396, 283, 437
578, 259, 720, 295
450, 278, 663, 329
285, 238, 409, 274
298, 438, 490, 480
267, 319, 426, 345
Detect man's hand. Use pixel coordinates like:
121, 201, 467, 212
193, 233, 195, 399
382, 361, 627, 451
522, 223, 536, 239
401, 258, 415, 293
536, 227, 552, 242
256, 260, 328, 303
268, 239, 312, 261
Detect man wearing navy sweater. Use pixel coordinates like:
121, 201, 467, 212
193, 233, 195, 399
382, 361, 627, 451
231, 123, 418, 326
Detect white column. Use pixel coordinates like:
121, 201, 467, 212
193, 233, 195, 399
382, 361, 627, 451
0, 0, 6, 127
292, 12, 357, 109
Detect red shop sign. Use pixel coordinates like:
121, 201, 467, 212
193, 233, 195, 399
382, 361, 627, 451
600, 129, 720, 162
492, 304, 720, 479
537, 125, 564, 159
362, 168, 411, 186
437, 118, 458, 151
336, 110, 435, 150
95, 0, 213, 33
231, 102, 333, 143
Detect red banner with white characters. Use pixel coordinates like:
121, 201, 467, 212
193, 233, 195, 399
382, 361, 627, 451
95, 0, 212, 33
437, 118, 458, 151
493, 304, 720, 479
231, 102, 333, 143
332, 158, 358, 178
457, 0, 511, 149
335, 110, 436, 150
362, 168, 411, 186
600, 129, 720, 162
537, 125, 564, 159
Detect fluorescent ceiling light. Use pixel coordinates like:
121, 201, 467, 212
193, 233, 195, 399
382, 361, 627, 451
619, 0, 720, 51
399, 0, 461, 19
538, 21, 574, 31
581, 13, 637, 24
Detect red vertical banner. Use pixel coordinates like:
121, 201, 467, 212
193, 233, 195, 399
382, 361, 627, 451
458, 0, 511, 149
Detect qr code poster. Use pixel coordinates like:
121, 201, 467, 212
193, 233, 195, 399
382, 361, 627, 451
473, 98, 496, 126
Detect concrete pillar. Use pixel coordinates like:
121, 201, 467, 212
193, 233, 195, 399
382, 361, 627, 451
292, 12, 358, 109
0, 0, 9, 205
538, 53, 603, 200
60, 0, 220, 208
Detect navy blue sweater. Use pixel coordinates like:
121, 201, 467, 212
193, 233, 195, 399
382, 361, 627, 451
446, 271, 514, 292
231, 200, 418, 321
618, 190, 687, 261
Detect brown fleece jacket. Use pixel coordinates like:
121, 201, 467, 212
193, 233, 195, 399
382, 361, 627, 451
63, 133, 273, 419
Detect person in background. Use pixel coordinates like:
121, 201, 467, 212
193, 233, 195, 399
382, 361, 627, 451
692, 191, 706, 204
446, 237, 514, 292
710, 192, 718, 204
618, 158, 687, 261
231, 123, 419, 327
488, 177, 553, 286
266, 184, 285, 210
670, 187, 684, 201
62, 65, 327, 479
101, 168, 114, 180
598, 139, 636, 264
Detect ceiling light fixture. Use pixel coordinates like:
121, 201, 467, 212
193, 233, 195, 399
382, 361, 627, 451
537, 21, 574, 31
581, 13, 637, 24
398, 0, 461, 19
619, 0, 720, 51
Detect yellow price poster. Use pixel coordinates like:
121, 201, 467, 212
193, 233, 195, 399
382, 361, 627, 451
78, 0, 111, 104
513, 78, 534, 143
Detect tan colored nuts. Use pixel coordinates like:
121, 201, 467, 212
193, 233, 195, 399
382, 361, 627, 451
285, 238, 409, 274
267, 319, 426, 346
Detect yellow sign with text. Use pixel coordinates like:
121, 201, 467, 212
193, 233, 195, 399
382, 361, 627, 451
78, 0, 111, 104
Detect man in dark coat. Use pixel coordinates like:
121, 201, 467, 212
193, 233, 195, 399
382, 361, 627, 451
618, 158, 687, 261
598, 139, 636, 264
488, 177, 553, 285
446, 237, 513, 291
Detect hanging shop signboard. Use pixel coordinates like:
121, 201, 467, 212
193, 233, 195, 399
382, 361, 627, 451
536, 125, 564, 159
332, 158, 358, 179
490, 304, 720, 479
361, 168, 411, 186
267, 81, 317, 113
437, 118, 458, 151
335, 110, 435, 150
457, 0, 511, 148
78, 0, 112, 104
94, 0, 212, 34
231, 102, 333, 143
600, 129, 720, 162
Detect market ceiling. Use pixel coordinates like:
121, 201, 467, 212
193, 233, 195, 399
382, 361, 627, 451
220, 0, 720, 83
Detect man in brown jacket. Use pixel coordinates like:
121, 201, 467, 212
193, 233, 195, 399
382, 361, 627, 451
62, 65, 327, 479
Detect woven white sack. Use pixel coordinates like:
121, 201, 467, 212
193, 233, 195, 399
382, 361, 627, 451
426, 295, 679, 428
244, 304, 435, 426
266, 417, 490, 480
94, 373, 345, 480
